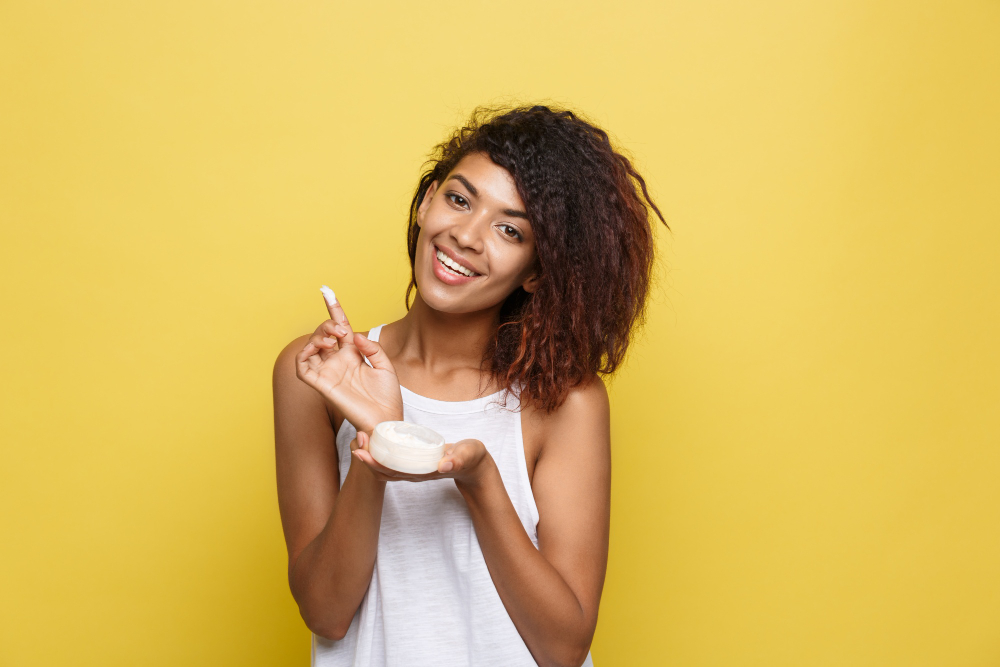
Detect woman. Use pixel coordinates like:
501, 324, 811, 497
272, 104, 667, 667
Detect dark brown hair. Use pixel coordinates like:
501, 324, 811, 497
406, 104, 669, 413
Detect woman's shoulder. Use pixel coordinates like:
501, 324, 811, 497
544, 374, 610, 438
524, 373, 609, 425
273, 333, 310, 391
559, 374, 609, 412
521, 374, 611, 477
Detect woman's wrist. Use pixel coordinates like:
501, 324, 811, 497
347, 449, 389, 491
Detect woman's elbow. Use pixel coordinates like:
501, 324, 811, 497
560, 648, 592, 667
303, 613, 350, 642
539, 637, 593, 667
290, 580, 351, 640
313, 625, 350, 642
296, 599, 352, 641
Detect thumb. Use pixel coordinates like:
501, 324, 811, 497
354, 333, 395, 372
439, 440, 482, 473
438, 443, 464, 473
352, 430, 369, 451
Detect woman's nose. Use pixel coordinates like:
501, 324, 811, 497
450, 212, 486, 252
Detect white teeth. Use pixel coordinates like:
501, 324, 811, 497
436, 249, 477, 277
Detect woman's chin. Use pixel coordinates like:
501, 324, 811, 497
421, 293, 479, 314
416, 285, 498, 316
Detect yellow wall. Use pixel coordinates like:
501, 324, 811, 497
2, 1, 998, 664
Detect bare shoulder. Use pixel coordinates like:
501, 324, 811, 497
521, 375, 611, 480
273, 334, 312, 383
540, 374, 610, 457
549, 374, 610, 426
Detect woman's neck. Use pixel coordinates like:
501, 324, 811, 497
386, 291, 500, 376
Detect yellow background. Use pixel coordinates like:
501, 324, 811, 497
2, 1, 998, 665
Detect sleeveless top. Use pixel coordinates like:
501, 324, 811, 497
312, 324, 595, 667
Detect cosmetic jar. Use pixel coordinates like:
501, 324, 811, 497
369, 421, 446, 474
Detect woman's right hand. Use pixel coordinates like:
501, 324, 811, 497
295, 289, 404, 435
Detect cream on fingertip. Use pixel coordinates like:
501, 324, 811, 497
320, 285, 337, 306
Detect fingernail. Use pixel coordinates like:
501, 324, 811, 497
439, 461, 453, 472
320, 285, 337, 306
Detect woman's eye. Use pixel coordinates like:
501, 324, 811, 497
499, 224, 522, 241
447, 193, 468, 208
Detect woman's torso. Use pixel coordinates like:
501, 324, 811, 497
312, 323, 592, 667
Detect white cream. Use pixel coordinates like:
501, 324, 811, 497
320, 285, 337, 306
369, 421, 446, 474
378, 422, 437, 446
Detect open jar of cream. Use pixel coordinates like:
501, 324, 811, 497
369, 421, 446, 474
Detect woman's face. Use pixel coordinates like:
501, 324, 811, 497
414, 152, 540, 314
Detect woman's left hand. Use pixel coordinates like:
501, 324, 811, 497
350, 431, 490, 484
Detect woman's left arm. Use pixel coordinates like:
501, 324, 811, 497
456, 376, 611, 667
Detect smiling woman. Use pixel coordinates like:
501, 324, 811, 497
272, 104, 668, 667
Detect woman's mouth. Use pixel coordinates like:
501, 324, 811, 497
432, 245, 481, 284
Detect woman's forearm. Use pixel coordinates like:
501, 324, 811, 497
289, 459, 386, 640
456, 456, 593, 667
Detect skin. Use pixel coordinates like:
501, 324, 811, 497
272, 152, 612, 667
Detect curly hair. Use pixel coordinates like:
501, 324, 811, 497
405, 104, 669, 413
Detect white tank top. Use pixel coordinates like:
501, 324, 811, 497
312, 324, 595, 667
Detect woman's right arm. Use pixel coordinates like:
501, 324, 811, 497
272, 334, 387, 640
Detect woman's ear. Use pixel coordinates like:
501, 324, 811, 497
522, 271, 541, 294
416, 180, 438, 227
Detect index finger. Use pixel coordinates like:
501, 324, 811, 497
320, 285, 355, 337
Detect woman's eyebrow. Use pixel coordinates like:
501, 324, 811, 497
447, 173, 479, 197
446, 174, 530, 220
